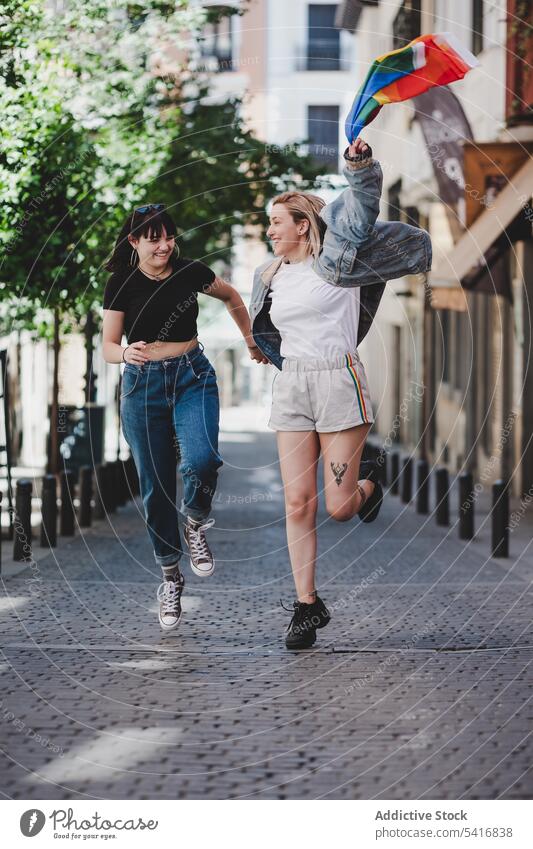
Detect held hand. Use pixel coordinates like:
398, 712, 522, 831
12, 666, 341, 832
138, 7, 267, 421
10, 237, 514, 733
248, 345, 269, 365
348, 137, 370, 158
124, 341, 149, 364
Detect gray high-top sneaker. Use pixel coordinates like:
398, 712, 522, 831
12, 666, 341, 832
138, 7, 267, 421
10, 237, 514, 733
183, 517, 215, 577
156, 572, 185, 631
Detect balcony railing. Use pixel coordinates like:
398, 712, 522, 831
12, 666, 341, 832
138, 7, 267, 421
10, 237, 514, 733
295, 40, 351, 72
195, 48, 234, 73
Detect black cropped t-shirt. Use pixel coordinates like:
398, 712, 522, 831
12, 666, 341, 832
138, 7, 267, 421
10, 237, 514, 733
103, 258, 216, 344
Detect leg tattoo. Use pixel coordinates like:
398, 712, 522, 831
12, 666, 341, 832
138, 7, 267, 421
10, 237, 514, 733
330, 462, 348, 487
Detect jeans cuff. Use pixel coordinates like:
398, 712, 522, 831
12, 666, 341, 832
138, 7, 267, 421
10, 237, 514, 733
154, 551, 183, 568
179, 499, 210, 523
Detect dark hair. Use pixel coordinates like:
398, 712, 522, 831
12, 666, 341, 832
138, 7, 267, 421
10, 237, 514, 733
104, 206, 179, 273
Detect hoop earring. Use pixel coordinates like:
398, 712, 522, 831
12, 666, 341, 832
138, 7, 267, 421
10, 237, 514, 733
129, 248, 138, 267
173, 242, 180, 259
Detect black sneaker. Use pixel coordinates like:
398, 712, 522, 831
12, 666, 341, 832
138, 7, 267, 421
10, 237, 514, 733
358, 460, 384, 523
308, 594, 331, 629
157, 573, 185, 631
283, 594, 331, 650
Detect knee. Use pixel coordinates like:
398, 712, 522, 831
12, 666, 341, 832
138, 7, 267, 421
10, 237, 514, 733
285, 492, 316, 522
326, 499, 355, 523
180, 450, 222, 479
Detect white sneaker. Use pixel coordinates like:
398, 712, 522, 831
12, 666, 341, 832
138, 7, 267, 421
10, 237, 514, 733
183, 517, 215, 577
156, 574, 184, 630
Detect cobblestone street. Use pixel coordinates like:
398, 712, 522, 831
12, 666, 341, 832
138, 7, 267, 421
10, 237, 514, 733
1, 430, 532, 800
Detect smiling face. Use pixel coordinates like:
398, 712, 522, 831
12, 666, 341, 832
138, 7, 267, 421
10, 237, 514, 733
267, 204, 309, 259
129, 225, 175, 271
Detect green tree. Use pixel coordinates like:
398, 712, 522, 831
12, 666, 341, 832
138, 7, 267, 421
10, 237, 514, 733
0, 0, 329, 471
154, 84, 327, 264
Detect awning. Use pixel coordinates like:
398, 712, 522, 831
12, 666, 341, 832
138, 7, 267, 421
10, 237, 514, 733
430, 157, 533, 303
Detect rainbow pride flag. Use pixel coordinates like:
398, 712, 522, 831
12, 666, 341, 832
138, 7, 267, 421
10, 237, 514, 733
345, 32, 479, 142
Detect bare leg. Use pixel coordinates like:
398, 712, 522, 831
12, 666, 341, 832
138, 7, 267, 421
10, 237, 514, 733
319, 424, 374, 522
276, 430, 321, 602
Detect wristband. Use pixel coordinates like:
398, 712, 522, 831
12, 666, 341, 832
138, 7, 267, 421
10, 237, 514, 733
122, 345, 129, 363
343, 144, 372, 162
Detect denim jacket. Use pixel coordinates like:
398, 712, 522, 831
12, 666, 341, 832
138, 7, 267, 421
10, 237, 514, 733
249, 153, 432, 370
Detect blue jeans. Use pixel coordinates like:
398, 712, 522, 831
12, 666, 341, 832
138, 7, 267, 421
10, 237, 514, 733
120, 342, 223, 570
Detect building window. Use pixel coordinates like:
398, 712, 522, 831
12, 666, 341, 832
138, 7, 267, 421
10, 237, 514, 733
307, 4, 341, 71
307, 105, 340, 169
198, 8, 233, 72
403, 206, 420, 228
388, 179, 402, 221
472, 0, 484, 56
392, 0, 421, 50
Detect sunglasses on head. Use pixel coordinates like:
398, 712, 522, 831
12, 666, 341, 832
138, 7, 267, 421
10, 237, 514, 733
135, 203, 165, 214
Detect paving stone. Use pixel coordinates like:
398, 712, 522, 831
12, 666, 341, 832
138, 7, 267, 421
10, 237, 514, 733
1, 432, 532, 799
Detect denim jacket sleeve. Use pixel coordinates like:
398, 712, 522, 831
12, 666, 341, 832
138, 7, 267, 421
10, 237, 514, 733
319, 157, 383, 248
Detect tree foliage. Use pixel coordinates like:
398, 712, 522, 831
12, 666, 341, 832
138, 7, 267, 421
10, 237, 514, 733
0, 0, 327, 337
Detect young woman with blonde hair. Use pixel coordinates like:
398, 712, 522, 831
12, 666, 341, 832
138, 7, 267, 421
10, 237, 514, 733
249, 137, 432, 649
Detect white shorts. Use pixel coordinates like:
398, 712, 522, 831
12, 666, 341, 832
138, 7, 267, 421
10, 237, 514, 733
268, 350, 374, 432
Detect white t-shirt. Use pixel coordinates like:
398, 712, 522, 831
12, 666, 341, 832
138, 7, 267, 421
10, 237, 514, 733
269, 256, 360, 359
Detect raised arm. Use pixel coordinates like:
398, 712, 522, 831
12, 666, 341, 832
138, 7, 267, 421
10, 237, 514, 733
320, 137, 383, 248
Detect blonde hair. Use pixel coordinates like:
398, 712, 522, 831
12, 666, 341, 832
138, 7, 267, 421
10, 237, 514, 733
270, 192, 326, 259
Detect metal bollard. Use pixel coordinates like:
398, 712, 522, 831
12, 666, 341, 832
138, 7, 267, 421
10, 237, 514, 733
491, 480, 509, 558
93, 464, 106, 519
40, 474, 57, 548
116, 459, 127, 507
377, 449, 388, 485
105, 463, 117, 513
459, 472, 475, 540
401, 457, 413, 503
14, 479, 33, 561
79, 466, 93, 527
416, 459, 429, 514
390, 451, 400, 495
60, 469, 76, 536
435, 467, 450, 526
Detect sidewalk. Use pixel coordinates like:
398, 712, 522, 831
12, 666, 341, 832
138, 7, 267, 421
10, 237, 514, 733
0, 426, 532, 800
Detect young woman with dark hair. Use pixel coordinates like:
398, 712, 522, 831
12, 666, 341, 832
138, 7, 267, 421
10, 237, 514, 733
103, 204, 265, 631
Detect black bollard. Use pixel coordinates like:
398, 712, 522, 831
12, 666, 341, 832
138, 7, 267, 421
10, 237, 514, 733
390, 451, 400, 495
435, 467, 450, 526
93, 464, 106, 519
79, 466, 93, 527
40, 474, 57, 548
105, 463, 117, 513
491, 480, 509, 558
116, 459, 127, 507
14, 479, 33, 561
416, 458, 429, 514
401, 456, 413, 503
119, 459, 128, 503
459, 472, 475, 540
60, 469, 76, 536
377, 449, 388, 485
